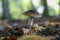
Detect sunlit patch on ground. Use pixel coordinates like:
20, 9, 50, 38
17, 35, 51, 40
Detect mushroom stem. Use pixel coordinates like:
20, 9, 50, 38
28, 17, 34, 28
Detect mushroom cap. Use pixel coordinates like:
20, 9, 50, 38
23, 10, 39, 17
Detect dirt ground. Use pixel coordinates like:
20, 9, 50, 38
0, 35, 52, 40
17, 35, 52, 40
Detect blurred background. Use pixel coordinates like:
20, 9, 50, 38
0, 0, 59, 21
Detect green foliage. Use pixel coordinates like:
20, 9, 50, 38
0, 0, 60, 20
9, 0, 29, 20
47, 0, 60, 16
